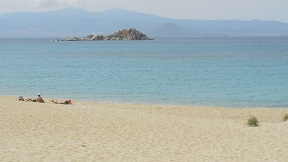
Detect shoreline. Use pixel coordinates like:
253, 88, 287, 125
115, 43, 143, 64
9, 95, 288, 121
1, 96, 288, 161
4, 94, 288, 109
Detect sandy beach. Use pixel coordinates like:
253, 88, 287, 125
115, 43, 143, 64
0, 96, 287, 161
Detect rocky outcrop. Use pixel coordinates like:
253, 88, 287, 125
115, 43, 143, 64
82, 34, 104, 41
62, 37, 81, 41
60, 28, 152, 41
104, 28, 151, 40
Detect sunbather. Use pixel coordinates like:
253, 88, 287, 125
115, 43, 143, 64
22, 95, 45, 103
51, 99, 72, 104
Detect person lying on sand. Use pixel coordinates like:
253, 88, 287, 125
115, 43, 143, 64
20, 95, 45, 103
26, 97, 45, 103
51, 99, 73, 105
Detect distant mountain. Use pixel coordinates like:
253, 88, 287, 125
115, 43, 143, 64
0, 8, 288, 38
148, 23, 197, 37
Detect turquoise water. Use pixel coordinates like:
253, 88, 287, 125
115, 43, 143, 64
0, 37, 288, 107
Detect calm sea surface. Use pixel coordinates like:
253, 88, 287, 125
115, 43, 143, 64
0, 37, 288, 108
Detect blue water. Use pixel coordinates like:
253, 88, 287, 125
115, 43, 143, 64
0, 37, 288, 108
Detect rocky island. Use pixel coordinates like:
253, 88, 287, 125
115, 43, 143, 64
61, 28, 152, 41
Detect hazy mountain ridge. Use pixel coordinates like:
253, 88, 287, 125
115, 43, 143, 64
0, 8, 288, 38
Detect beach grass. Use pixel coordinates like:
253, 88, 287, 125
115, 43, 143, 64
247, 116, 259, 127
284, 114, 288, 121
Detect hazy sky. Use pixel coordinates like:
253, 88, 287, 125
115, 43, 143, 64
1, 0, 288, 22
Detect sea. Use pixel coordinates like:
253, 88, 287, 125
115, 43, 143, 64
0, 37, 288, 108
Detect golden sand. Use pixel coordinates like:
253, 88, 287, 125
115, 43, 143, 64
0, 96, 287, 161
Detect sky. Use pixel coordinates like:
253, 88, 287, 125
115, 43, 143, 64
1, 0, 288, 22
